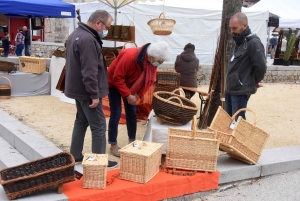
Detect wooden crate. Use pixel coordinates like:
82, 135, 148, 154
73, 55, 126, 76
19, 56, 46, 74
0, 152, 75, 200
82, 154, 108, 189
119, 140, 163, 184
166, 116, 219, 172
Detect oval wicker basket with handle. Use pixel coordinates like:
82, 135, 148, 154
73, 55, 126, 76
0, 76, 12, 99
104, 52, 116, 67
152, 89, 198, 125
147, 12, 176, 35
118, 41, 138, 54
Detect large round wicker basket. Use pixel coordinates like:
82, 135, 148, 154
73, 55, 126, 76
152, 91, 198, 125
147, 12, 176, 35
0, 76, 12, 99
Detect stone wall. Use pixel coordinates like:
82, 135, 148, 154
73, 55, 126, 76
30, 42, 64, 58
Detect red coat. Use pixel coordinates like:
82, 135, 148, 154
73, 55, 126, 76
108, 47, 157, 98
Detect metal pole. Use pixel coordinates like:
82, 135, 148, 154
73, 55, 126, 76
114, 7, 117, 47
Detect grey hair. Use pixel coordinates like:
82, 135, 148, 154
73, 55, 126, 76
147, 41, 172, 61
88, 10, 113, 24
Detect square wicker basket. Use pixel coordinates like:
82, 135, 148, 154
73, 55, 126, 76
209, 106, 270, 164
166, 116, 219, 172
82, 154, 108, 189
119, 140, 163, 184
19, 56, 46, 74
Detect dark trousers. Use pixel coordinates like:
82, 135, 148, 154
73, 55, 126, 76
224, 92, 250, 120
16, 44, 24, 56
3, 48, 9, 57
108, 87, 136, 145
70, 99, 106, 160
25, 44, 30, 56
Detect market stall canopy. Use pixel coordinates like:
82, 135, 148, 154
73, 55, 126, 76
0, 0, 75, 18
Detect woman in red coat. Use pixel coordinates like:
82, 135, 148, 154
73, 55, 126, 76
107, 41, 171, 156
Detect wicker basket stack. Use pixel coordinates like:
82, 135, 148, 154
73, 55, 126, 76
119, 140, 163, 184
154, 71, 181, 92
166, 116, 219, 172
209, 106, 270, 164
82, 154, 108, 189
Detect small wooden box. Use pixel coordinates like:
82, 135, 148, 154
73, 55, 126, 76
82, 154, 108, 189
19, 56, 46, 74
119, 140, 163, 184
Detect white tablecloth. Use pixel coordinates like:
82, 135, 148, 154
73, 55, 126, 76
143, 111, 192, 154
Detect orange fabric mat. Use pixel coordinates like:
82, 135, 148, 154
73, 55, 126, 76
63, 169, 220, 201
102, 85, 155, 124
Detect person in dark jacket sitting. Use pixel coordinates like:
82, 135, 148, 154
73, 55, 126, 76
175, 43, 199, 99
1, 32, 10, 57
225, 12, 266, 120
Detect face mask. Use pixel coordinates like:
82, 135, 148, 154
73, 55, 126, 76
98, 30, 108, 38
151, 61, 161, 66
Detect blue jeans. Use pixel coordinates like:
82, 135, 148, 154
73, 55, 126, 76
25, 44, 30, 56
224, 92, 250, 120
16, 44, 24, 56
108, 87, 136, 144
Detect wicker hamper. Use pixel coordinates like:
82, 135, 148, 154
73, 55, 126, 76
0, 76, 12, 99
0, 152, 75, 200
154, 71, 181, 92
166, 116, 219, 172
19, 56, 46, 74
82, 153, 108, 189
152, 91, 198, 125
209, 106, 270, 164
119, 140, 163, 184
147, 12, 176, 35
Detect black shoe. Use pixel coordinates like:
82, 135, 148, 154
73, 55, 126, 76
107, 160, 118, 169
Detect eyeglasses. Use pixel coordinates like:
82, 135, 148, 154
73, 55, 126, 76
100, 20, 110, 30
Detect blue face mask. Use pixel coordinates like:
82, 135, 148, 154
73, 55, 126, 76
151, 61, 161, 66
98, 30, 108, 38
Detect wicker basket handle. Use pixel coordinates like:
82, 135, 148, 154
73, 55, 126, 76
166, 96, 183, 107
172, 88, 185, 97
104, 52, 116, 59
159, 12, 166, 19
123, 41, 137, 50
231, 108, 257, 126
0, 76, 12, 87
190, 115, 197, 140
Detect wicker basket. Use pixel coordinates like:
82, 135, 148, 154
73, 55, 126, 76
147, 12, 176, 35
209, 106, 270, 164
0, 76, 12, 99
0, 60, 15, 73
82, 154, 107, 189
154, 71, 181, 92
118, 41, 138, 54
119, 140, 163, 184
0, 152, 75, 200
152, 91, 198, 125
166, 116, 219, 172
19, 56, 46, 74
104, 52, 116, 67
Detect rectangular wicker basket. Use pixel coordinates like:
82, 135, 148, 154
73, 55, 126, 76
0, 152, 75, 200
119, 140, 163, 184
209, 106, 270, 164
166, 116, 219, 172
19, 56, 46, 74
82, 153, 108, 189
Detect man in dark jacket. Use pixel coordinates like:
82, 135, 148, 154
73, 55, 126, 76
22, 26, 31, 56
65, 10, 117, 168
225, 12, 266, 120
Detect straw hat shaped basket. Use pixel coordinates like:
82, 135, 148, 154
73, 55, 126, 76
0, 76, 12, 99
147, 12, 176, 35
152, 89, 198, 125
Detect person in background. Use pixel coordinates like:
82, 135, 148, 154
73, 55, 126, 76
22, 26, 31, 56
281, 36, 287, 54
1, 32, 10, 57
225, 12, 266, 120
107, 41, 172, 157
269, 34, 278, 59
175, 43, 199, 99
15, 28, 25, 57
64, 10, 118, 168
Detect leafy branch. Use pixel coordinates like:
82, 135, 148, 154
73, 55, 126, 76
283, 29, 300, 61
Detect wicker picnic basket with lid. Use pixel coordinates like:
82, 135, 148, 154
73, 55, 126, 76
152, 89, 198, 125
166, 116, 219, 172
82, 153, 108, 189
209, 106, 270, 164
147, 12, 176, 35
119, 140, 163, 184
154, 71, 181, 92
19, 56, 46, 74
0, 76, 12, 99
0, 152, 75, 200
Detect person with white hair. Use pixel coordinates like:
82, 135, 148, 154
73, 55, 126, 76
107, 41, 171, 156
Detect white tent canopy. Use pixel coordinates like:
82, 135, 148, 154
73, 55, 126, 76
70, 0, 269, 64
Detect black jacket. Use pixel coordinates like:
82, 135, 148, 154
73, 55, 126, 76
24, 30, 31, 45
226, 34, 266, 95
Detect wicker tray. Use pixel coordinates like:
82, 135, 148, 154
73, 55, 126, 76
19, 56, 46, 74
152, 90, 198, 125
0, 152, 75, 200
0, 76, 12, 99
119, 140, 163, 184
154, 71, 181, 92
82, 154, 107, 189
166, 116, 219, 172
147, 12, 176, 35
209, 106, 270, 164
0, 60, 15, 73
